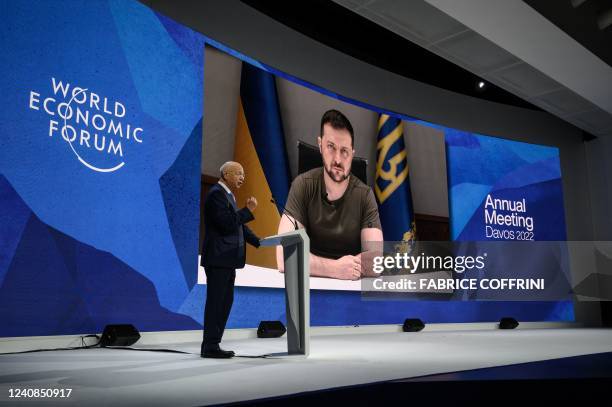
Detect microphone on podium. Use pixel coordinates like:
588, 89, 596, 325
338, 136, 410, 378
270, 197, 298, 230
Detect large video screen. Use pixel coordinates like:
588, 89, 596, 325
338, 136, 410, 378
200, 46, 568, 288
199, 42, 573, 325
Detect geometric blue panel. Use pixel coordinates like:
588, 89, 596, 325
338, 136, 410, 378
0, 184, 200, 337
0, 174, 32, 289
159, 118, 203, 291
156, 12, 207, 69
0, 214, 96, 337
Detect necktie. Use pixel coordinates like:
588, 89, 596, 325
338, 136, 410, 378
228, 192, 244, 248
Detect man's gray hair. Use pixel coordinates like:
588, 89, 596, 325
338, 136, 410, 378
219, 161, 238, 178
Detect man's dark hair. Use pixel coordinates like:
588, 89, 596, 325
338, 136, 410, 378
320, 109, 354, 146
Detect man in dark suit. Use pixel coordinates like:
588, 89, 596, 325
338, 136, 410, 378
201, 161, 260, 358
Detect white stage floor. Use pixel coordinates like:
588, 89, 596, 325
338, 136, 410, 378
1, 328, 612, 406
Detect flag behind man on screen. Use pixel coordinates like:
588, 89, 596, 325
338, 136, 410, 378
375, 114, 416, 247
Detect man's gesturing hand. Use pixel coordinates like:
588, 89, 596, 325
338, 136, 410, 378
246, 197, 258, 212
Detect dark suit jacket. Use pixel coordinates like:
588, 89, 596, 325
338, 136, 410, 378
201, 183, 260, 269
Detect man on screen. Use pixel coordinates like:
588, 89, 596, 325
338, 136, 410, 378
201, 161, 260, 358
276, 109, 383, 280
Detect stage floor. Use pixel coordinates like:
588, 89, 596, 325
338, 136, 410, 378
1, 328, 612, 405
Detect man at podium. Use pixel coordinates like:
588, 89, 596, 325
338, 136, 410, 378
276, 109, 383, 280
201, 161, 261, 358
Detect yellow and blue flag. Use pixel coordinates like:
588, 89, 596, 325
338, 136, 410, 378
233, 63, 291, 268
375, 114, 416, 242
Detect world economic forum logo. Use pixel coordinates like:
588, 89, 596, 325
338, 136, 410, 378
28, 77, 144, 173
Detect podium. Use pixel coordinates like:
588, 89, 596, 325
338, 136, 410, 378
260, 229, 310, 357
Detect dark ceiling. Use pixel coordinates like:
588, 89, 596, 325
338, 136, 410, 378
524, 0, 612, 68
241, 0, 540, 110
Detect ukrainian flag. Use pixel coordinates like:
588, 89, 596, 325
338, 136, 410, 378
233, 63, 291, 268
375, 114, 416, 242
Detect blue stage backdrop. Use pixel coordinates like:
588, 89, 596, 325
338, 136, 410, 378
1, 0, 573, 338
445, 128, 567, 242
444, 126, 573, 319
0, 0, 205, 336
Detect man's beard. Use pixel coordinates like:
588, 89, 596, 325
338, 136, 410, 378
324, 160, 350, 183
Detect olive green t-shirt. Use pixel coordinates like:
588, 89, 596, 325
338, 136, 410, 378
284, 167, 382, 259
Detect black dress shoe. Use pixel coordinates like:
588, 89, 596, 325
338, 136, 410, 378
202, 344, 235, 355
201, 349, 234, 358
201, 344, 235, 358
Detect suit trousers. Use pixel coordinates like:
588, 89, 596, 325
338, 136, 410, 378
202, 267, 236, 350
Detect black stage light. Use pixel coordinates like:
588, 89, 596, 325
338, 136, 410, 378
100, 324, 141, 347
257, 321, 286, 338
499, 317, 519, 330
402, 318, 425, 332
